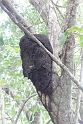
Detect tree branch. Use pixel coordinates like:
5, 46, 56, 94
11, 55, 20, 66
45, 119, 51, 124
2, 85, 37, 122
0, 0, 33, 32
14, 94, 37, 124
0, 0, 83, 92
6, 112, 14, 123
51, 0, 64, 20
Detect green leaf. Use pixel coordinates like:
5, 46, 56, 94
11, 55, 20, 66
0, 37, 4, 46
0, 79, 6, 85
14, 95, 21, 100
75, 33, 83, 47
80, 41, 83, 47
60, 33, 68, 45
67, 26, 83, 33
14, 47, 20, 53
60, 27, 83, 46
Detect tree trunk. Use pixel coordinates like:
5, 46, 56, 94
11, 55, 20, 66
79, 49, 83, 122
59, 0, 79, 123
29, 0, 61, 70
29, 0, 79, 124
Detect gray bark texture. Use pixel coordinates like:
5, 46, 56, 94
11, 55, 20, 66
29, 0, 79, 124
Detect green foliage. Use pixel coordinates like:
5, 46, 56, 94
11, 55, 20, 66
60, 33, 68, 45
0, 3, 50, 124
60, 26, 83, 47
26, 7, 47, 34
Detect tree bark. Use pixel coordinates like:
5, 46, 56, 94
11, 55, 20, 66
29, 0, 79, 123
60, 0, 79, 123
32, 110, 42, 124
29, 0, 61, 70
79, 49, 83, 122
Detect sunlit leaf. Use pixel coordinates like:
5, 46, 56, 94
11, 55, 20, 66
60, 27, 83, 47
14, 47, 20, 53
75, 33, 83, 47
80, 41, 83, 47
0, 79, 6, 85
67, 26, 83, 33
14, 95, 21, 100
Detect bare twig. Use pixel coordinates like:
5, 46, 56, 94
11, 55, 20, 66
51, 0, 64, 19
6, 112, 14, 123
45, 119, 51, 124
2, 85, 37, 122
0, 0, 83, 92
72, 97, 83, 103
14, 94, 37, 124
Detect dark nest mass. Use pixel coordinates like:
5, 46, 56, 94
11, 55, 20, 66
19, 34, 53, 95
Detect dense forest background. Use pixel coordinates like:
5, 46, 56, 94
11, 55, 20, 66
0, 0, 83, 124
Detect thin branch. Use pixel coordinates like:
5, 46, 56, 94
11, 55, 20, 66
0, 0, 83, 92
45, 119, 51, 124
2, 85, 37, 122
14, 94, 37, 124
51, 0, 64, 19
72, 97, 83, 103
6, 112, 14, 123
51, 0, 82, 8
0, 0, 33, 32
